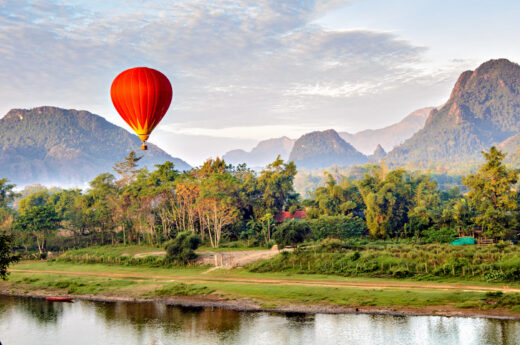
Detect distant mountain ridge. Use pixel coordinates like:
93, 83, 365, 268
387, 59, 520, 169
223, 136, 294, 168
289, 129, 367, 169
339, 107, 434, 154
0, 106, 190, 185
223, 106, 432, 169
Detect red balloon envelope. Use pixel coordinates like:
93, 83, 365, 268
110, 67, 172, 150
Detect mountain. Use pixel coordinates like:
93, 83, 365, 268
289, 129, 367, 169
369, 144, 387, 163
387, 59, 520, 169
339, 107, 433, 154
223, 136, 294, 168
498, 132, 520, 165
0, 106, 190, 185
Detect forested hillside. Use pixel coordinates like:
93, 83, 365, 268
0, 107, 190, 185
387, 59, 520, 170
289, 129, 367, 169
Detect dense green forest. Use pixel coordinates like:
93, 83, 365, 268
0, 146, 519, 274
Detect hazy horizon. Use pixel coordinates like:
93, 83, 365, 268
2, 0, 520, 165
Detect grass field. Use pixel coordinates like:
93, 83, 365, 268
3, 261, 520, 315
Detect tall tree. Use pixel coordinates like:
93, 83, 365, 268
256, 156, 298, 217
14, 205, 60, 254
463, 147, 519, 239
0, 234, 18, 280
198, 172, 239, 248
0, 178, 17, 279
0, 178, 17, 232
357, 167, 415, 238
113, 151, 142, 187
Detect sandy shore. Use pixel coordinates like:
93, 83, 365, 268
1, 287, 519, 321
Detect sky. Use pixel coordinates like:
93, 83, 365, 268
1, 0, 520, 166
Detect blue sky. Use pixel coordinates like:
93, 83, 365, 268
1, 0, 519, 165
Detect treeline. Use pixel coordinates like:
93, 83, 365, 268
292, 147, 519, 245
0, 154, 298, 254
0, 146, 519, 258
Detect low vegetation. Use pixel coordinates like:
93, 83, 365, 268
147, 283, 214, 297
250, 240, 520, 283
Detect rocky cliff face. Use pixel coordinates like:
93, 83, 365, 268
387, 59, 520, 169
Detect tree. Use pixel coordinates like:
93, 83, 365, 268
0, 178, 16, 208
463, 147, 519, 239
14, 205, 61, 255
0, 234, 18, 280
256, 156, 298, 216
0, 178, 17, 232
311, 173, 364, 217
113, 151, 142, 187
259, 212, 274, 244
165, 231, 201, 264
357, 167, 396, 238
198, 173, 239, 248
357, 167, 418, 238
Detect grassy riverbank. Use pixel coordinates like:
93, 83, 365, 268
2, 261, 520, 318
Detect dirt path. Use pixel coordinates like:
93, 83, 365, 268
196, 248, 290, 267
133, 248, 286, 267
10, 269, 520, 293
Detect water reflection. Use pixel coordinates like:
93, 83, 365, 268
0, 295, 519, 345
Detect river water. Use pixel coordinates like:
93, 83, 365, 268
0, 296, 519, 345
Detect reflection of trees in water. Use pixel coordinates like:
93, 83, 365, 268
479, 319, 519, 345
92, 301, 242, 338
280, 312, 315, 324
11, 296, 64, 325
0, 296, 9, 317
427, 317, 454, 334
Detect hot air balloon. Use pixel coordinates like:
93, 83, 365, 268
110, 67, 173, 150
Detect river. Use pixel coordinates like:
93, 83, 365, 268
0, 296, 519, 345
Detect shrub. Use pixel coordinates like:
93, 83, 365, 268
309, 215, 366, 241
421, 227, 457, 243
165, 231, 201, 265
273, 221, 311, 248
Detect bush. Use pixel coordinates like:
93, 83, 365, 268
273, 221, 311, 248
309, 215, 367, 241
421, 227, 457, 243
165, 231, 201, 265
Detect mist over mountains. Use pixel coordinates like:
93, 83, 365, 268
224, 59, 520, 174
0, 107, 190, 186
221, 107, 431, 169
4, 59, 520, 188
223, 136, 295, 169
339, 107, 433, 155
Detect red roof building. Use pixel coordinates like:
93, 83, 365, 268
274, 210, 306, 223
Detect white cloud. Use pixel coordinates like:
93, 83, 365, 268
159, 123, 345, 141
0, 0, 464, 164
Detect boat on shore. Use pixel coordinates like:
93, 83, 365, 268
46, 297, 73, 302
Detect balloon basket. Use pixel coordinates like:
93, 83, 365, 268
141, 143, 148, 150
